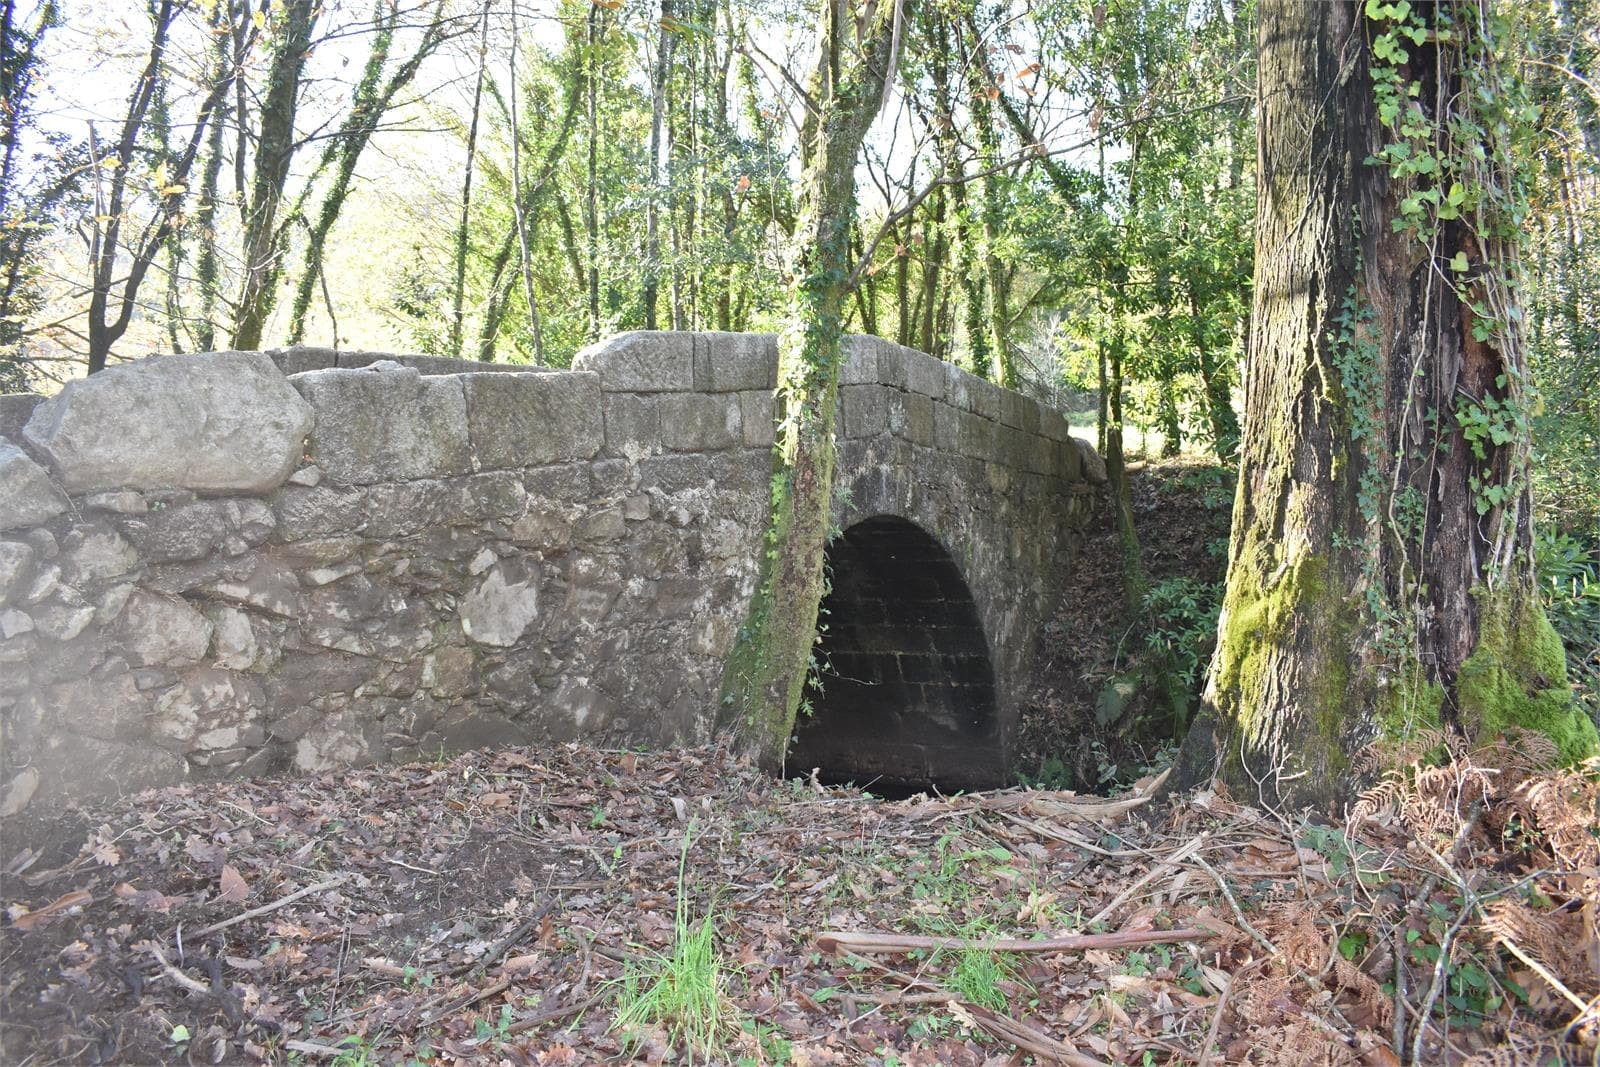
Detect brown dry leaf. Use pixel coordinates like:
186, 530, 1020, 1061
220, 864, 249, 903
184, 835, 226, 866
10, 889, 92, 931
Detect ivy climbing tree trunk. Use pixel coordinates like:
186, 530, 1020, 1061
1173, 0, 1596, 812
231, 0, 315, 351
718, 0, 907, 767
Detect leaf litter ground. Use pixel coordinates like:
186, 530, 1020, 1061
2, 743, 1594, 1065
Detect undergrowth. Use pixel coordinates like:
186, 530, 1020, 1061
610, 820, 742, 1061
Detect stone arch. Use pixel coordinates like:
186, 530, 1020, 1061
787, 514, 1003, 792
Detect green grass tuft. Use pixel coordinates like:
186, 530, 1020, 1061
611, 820, 742, 1061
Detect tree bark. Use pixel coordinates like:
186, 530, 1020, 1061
231, 0, 316, 351
718, 0, 907, 766
87, 0, 240, 372
449, 0, 491, 357
1173, 0, 1596, 812
643, 0, 675, 329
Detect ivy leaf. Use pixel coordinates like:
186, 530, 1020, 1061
1449, 252, 1469, 273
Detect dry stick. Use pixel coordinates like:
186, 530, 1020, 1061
951, 1001, 1112, 1067
283, 1039, 349, 1059
846, 988, 963, 1006
1195, 957, 1265, 1067
189, 874, 350, 939
1084, 834, 1205, 930
1185, 850, 1279, 956
1497, 935, 1596, 1020
145, 943, 209, 995
421, 976, 511, 1028
816, 926, 1213, 957
989, 810, 1140, 857
505, 992, 603, 1035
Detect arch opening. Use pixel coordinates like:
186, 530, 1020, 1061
788, 515, 1003, 793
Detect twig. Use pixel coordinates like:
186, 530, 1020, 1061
189, 874, 350, 939
421, 976, 511, 1027
817, 926, 1212, 957
950, 1001, 1111, 1067
1186, 851, 1279, 956
846, 988, 962, 1005
1195, 967, 1235, 1067
1084, 834, 1205, 929
284, 1039, 350, 1058
452, 907, 547, 978
144, 943, 209, 995
505, 992, 603, 1035
1497, 935, 1595, 1019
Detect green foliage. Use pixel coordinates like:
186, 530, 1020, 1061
611, 821, 742, 1061
1140, 577, 1223, 704
1536, 531, 1600, 729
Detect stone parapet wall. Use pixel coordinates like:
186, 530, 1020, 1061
0, 335, 1102, 817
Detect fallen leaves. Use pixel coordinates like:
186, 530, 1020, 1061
0, 742, 1592, 1065
7, 889, 92, 931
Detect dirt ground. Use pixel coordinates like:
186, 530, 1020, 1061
2, 738, 1593, 1066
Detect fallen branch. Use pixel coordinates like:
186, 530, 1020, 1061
189, 874, 351, 939
143, 942, 210, 995
816, 925, 1212, 957
506, 992, 603, 1035
283, 1040, 352, 1059
981, 767, 1172, 821
1083, 835, 1205, 930
951, 1001, 1111, 1067
421, 976, 511, 1027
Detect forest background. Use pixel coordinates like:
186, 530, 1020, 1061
1, 0, 1595, 765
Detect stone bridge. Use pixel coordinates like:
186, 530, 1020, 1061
0, 333, 1104, 815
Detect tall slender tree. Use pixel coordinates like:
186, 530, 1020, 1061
231, 0, 316, 350
719, 0, 909, 765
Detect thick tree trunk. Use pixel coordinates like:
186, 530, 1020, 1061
1174, 0, 1595, 812
718, 0, 906, 767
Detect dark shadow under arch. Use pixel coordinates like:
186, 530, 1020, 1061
787, 515, 1003, 793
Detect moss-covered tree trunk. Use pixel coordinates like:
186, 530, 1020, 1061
1174, 0, 1596, 812
718, 0, 906, 768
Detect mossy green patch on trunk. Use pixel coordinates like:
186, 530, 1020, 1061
1457, 585, 1598, 762
1214, 551, 1331, 745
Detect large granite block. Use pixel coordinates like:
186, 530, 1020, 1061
25, 352, 312, 493
461, 371, 602, 469
290, 364, 470, 484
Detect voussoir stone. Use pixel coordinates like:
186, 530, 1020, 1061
22, 352, 313, 494
289, 364, 470, 484
0, 441, 68, 530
